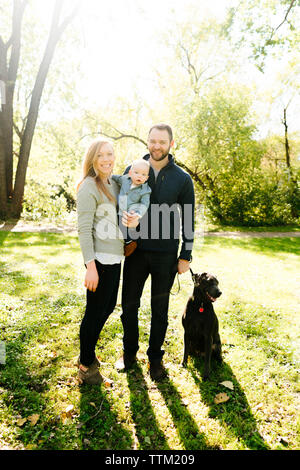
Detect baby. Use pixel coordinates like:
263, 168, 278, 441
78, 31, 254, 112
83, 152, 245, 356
112, 159, 152, 256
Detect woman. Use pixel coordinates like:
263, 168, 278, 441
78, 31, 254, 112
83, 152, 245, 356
76, 139, 138, 384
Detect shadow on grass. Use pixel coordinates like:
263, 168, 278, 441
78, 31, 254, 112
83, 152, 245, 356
0, 319, 133, 450
156, 370, 219, 450
0, 232, 79, 262
0, 261, 35, 298
126, 363, 170, 450
202, 236, 300, 257
78, 383, 133, 450
0, 231, 71, 247
126, 363, 218, 450
189, 357, 270, 450
0, 332, 73, 449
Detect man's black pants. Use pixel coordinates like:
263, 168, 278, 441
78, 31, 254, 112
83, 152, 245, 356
121, 249, 178, 362
80, 260, 121, 367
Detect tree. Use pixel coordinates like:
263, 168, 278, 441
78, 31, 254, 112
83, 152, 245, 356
226, 0, 300, 71
0, 0, 78, 219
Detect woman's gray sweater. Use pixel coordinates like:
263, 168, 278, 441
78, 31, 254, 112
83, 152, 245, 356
77, 176, 124, 264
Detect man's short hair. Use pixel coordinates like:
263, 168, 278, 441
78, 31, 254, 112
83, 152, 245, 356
148, 123, 173, 142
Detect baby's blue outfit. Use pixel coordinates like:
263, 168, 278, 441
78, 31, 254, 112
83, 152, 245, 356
112, 174, 151, 218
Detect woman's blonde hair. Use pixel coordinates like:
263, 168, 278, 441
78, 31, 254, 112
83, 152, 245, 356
77, 139, 116, 203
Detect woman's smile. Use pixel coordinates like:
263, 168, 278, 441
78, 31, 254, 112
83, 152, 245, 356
95, 142, 115, 177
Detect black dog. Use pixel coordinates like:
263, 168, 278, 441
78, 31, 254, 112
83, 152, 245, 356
182, 270, 222, 380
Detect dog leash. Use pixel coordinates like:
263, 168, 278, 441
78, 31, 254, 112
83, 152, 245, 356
170, 272, 181, 295
170, 266, 194, 295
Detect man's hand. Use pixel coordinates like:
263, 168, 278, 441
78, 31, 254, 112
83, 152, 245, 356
122, 210, 140, 228
85, 260, 99, 292
177, 259, 190, 274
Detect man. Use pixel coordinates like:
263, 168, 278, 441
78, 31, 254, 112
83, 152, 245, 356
115, 123, 195, 381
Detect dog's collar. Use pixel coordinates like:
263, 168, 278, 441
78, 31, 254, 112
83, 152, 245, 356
192, 297, 205, 313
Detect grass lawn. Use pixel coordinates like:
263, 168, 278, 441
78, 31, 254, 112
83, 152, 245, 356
0, 231, 299, 450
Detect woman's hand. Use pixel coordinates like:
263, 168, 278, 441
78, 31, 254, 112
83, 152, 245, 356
85, 260, 99, 292
122, 210, 140, 229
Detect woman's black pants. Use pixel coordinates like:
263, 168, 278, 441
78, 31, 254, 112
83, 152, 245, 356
121, 249, 177, 362
79, 260, 121, 367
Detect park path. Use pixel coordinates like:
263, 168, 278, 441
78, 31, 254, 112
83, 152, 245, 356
0, 221, 299, 237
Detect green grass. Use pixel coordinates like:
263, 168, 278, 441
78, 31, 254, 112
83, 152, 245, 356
203, 222, 300, 232
0, 231, 299, 450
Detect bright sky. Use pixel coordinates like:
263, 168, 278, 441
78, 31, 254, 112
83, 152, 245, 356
76, 0, 230, 106
30, 0, 300, 136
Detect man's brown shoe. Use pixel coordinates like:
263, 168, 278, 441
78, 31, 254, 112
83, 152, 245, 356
124, 241, 137, 257
149, 360, 167, 381
115, 353, 137, 371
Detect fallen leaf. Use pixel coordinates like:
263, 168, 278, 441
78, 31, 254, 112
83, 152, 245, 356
28, 414, 39, 426
220, 380, 234, 390
65, 405, 74, 417
214, 393, 230, 404
253, 403, 263, 411
17, 417, 27, 427
103, 377, 114, 388
60, 412, 70, 424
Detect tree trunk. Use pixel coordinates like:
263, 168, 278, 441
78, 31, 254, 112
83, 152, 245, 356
11, 5, 64, 217
0, 0, 27, 217
0, 141, 7, 215
0, 0, 78, 219
283, 107, 291, 170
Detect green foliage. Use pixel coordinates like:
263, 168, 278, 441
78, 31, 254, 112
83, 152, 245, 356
22, 179, 75, 222
175, 84, 299, 226
206, 168, 300, 226
226, 0, 300, 70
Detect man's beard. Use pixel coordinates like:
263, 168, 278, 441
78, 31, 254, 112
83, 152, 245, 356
149, 147, 171, 161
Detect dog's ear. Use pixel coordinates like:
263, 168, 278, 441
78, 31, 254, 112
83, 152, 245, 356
193, 273, 202, 285
200, 272, 208, 280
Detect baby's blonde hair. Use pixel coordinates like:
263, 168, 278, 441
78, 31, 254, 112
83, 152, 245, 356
131, 159, 150, 172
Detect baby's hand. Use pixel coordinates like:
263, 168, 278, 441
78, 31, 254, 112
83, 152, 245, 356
122, 211, 140, 228
129, 210, 140, 217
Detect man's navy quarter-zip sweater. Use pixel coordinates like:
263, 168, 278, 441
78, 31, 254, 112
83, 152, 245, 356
124, 154, 195, 261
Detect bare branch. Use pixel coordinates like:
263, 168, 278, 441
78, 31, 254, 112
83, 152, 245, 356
100, 129, 147, 147
179, 42, 199, 88
274, 0, 297, 34
13, 121, 22, 139
265, 0, 297, 47
175, 158, 207, 191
